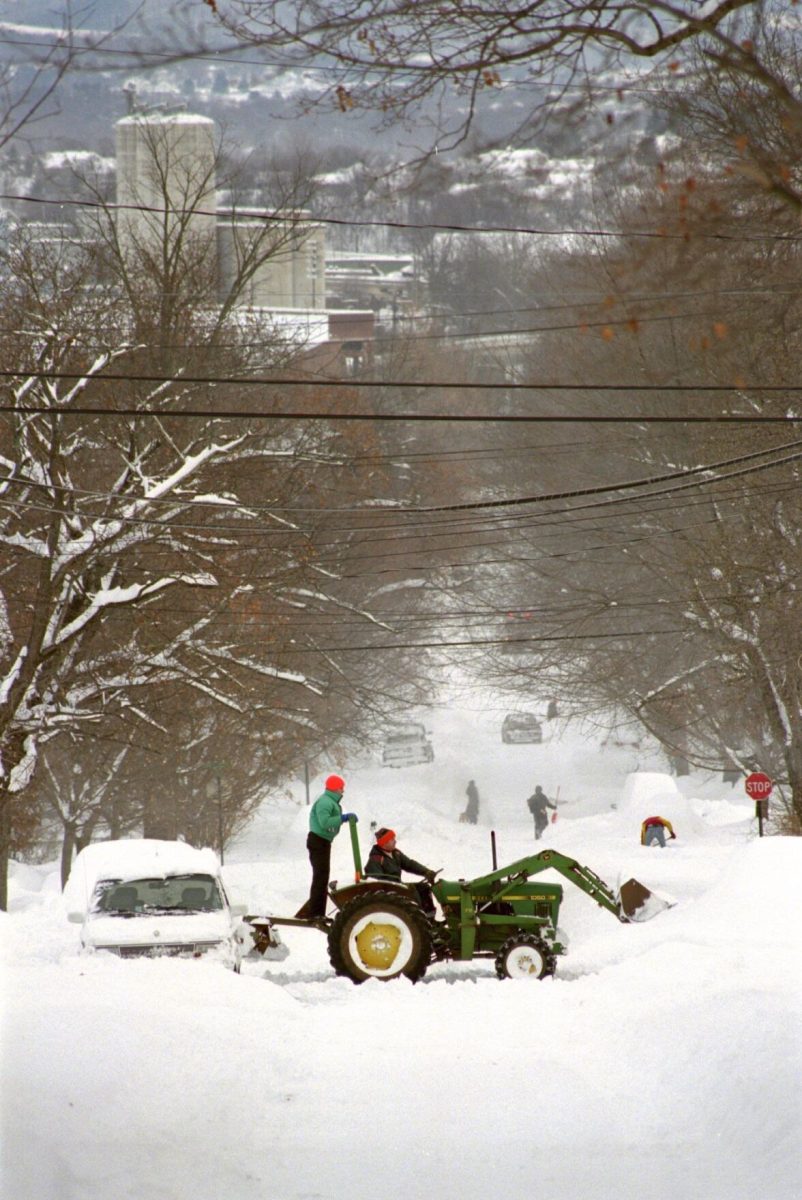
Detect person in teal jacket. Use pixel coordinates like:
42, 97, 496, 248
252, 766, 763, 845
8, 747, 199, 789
302, 774, 357, 921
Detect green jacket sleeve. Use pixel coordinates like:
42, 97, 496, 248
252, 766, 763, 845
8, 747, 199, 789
310, 792, 344, 840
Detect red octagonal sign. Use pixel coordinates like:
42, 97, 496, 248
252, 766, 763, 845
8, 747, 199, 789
745, 771, 773, 799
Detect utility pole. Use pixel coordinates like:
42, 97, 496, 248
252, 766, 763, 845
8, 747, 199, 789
208, 761, 228, 863
217, 773, 224, 864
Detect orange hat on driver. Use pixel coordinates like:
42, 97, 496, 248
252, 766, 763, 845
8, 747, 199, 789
326, 774, 345, 794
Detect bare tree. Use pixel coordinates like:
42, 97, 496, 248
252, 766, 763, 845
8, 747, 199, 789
68, 111, 323, 354
34, 735, 148, 886
0, 239, 386, 904
465, 171, 802, 824
205, 2, 799, 188
0, 108, 457, 898
0, 1, 134, 150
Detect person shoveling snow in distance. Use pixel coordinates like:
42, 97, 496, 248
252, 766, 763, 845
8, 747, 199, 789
527, 785, 557, 840
640, 816, 676, 847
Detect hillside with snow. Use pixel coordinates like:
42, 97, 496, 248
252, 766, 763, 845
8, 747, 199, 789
3, 702, 800, 1200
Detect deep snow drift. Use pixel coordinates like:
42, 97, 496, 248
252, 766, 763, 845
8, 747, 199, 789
2, 703, 801, 1200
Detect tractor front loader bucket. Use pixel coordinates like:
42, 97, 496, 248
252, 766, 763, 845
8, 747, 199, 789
617, 877, 675, 922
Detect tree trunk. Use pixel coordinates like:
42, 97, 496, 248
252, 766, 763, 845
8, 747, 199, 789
61, 823, 77, 890
783, 741, 802, 829
0, 792, 9, 911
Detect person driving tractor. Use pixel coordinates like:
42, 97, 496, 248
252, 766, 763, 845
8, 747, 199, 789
365, 828, 438, 916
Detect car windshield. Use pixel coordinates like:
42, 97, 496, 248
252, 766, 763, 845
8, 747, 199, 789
91, 873, 224, 915
387, 726, 425, 742
506, 714, 537, 726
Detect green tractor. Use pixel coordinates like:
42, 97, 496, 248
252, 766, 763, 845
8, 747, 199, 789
250, 818, 670, 984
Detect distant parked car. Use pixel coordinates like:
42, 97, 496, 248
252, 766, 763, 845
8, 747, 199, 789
381, 721, 435, 767
501, 712, 543, 744
65, 839, 246, 970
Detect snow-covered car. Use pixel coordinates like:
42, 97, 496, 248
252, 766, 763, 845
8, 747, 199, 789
501, 712, 543, 744
381, 722, 434, 767
65, 839, 246, 970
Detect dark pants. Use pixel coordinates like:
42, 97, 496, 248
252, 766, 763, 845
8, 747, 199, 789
534, 812, 548, 839
307, 831, 332, 917
413, 880, 436, 916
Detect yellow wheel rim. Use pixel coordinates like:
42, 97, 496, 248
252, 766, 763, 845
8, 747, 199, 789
354, 920, 402, 970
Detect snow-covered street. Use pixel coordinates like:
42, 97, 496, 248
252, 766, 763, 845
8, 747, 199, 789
3, 704, 801, 1200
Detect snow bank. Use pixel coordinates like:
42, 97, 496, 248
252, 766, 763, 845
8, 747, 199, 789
682, 836, 802, 944
4, 705, 800, 1200
619, 771, 714, 838
8, 860, 57, 895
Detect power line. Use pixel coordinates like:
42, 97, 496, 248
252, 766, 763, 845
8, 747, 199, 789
4, 189, 800, 244
312, 488, 801, 567
0, 306, 744, 350
389, 285, 802, 325
287, 472, 802, 562
4, 475, 782, 592
54, 624, 691, 654
3, 433, 797, 516
3, 365, 802, 393
225, 626, 689, 653
0, 431, 606, 467
1, 404, 799, 424
372, 307, 727, 347
3, 465, 797, 552
410, 437, 802, 515
1, 282, 795, 343
84, 585, 788, 632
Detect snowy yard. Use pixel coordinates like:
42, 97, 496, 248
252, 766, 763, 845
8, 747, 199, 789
3, 706, 801, 1200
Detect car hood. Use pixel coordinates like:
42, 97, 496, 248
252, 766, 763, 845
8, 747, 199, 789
82, 911, 233, 947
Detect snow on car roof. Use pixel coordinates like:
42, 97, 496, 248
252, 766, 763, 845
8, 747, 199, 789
63, 839, 221, 911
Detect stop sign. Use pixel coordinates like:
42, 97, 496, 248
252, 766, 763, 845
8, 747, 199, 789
745, 771, 773, 799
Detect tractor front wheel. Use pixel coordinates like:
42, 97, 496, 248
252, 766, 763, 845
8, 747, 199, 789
328, 890, 432, 983
495, 933, 556, 980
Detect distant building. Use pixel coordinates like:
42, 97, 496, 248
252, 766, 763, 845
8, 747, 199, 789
227, 306, 374, 375
325, 251, 418, 315
217, 210, 326, 310
16, 100, 372, 375
114, 106, 329, 314
115, 109, 217, 260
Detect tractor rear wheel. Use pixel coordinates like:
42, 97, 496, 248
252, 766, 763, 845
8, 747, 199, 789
495, 933, 556, 980
328, 890, 432, 983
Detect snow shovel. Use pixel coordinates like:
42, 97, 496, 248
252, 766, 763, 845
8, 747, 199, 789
617, 877, 675, 922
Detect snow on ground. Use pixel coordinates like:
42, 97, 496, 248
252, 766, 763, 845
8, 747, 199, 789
3, 700, 801, 1200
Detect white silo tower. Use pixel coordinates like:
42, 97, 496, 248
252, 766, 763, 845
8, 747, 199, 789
115, 108, 217, 261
